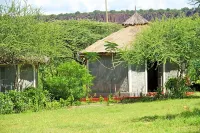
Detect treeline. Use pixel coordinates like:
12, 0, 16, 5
42, 8, 199, 23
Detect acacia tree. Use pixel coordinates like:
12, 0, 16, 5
0, 0, 69, 64
52, 20, 122, 64
0, 0, 70, 89
122, 16, 200, 78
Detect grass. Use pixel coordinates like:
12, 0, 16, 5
0, 95, 200, 133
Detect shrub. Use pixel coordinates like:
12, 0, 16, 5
23, 87, 51, 112
154, 87, 166, 99
0, 92, 13, 114
99, 95, 104, 103
7, 90, 28, 113
165, 77, 190, 98
59, 98, 66, 107
44, 61, 93, 102
86, 96, 91, 105
0, 88, 52, 114
51, 100, 61, 109
107, 94, 114, 106
74, 101, 81, 106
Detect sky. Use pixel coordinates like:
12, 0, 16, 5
0, 0, 193, 15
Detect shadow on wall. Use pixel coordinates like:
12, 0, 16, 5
165, 62, 178, 73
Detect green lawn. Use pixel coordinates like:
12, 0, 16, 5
0, 97, 200, 133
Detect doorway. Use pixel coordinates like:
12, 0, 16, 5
147, 62, 163, 92
148, 62, 158, 92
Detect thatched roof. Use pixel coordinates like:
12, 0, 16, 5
81, 25, 147, 53
0, 56, 50, 65
123, 12, 148, 26
81, 12, 148, 54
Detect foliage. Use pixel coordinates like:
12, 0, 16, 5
165, 78, 190, 98
0, 87, 81, 114
122, 16, 200, 77
23, 87, 51, 111
54, 20, 122, 52
107, 94, 114, 106
0, 0, 40, 16
0, 0, 68, 64
7, 90, 28, 113
0, 88, 52, 114
44, 61, 93, 102
84, 52, 100, 63
46, 100, 61, 110
85, 96, 91, 104
0, 92, 13, 114
99, 95, 104, 103
104, 41, 119, 52
154, 88, 165, 99
188, 59, 200, 82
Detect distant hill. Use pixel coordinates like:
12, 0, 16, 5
42, 8, 199, 23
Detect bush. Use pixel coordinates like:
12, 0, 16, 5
44, 61, 93, 103
165, 77, 190, 98
0, 92, 13, 114
23, 87, 51, 112
0, 88, 52, 114
7, 90, 28, 113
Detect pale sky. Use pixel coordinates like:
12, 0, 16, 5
0, 0, 193, 14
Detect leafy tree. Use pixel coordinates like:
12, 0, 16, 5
0, 0, 69, 64
55, 20, 122, 51
122, 16, 200, 78
0, 0, 71, 89
188, 59, 200, 82
51, 20, 122, 63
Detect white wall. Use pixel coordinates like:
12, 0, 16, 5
130, 64, 146, 96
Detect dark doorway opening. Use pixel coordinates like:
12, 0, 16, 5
148, 62, 158, 92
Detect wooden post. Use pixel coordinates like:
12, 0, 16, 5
87, 60, 89, 69
17, 64, 21, 91
145, 60, 148, 94
33, 65, 36, 88
163, 63, 166, 93
105, 0, 108, 22
128, 64, 132, 95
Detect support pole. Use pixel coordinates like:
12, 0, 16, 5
163, 63, 166, 93
33, 65, 36, 88
105, 0, 108, 22
87, 60, 89, 69
17, 65, 21, 91
145, 61, 148, 94
128, 64, 132, 94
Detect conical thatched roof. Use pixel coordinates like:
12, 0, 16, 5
81, 11, 148, 54
123, 12, 148, 26
81, 25, 147, 53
